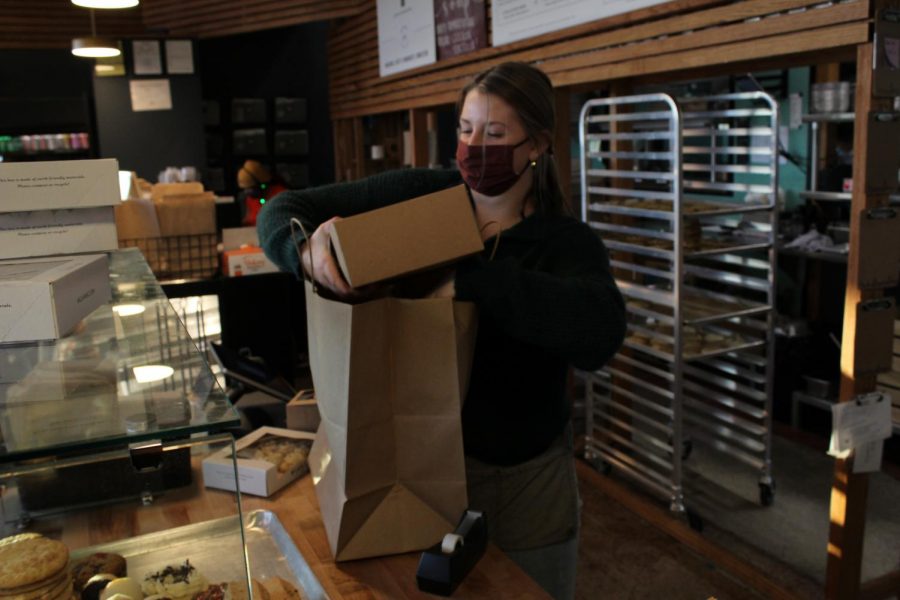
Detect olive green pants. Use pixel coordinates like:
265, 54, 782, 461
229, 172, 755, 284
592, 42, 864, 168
465, 424, 580, 599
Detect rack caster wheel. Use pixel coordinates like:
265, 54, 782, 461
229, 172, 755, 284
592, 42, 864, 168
686, 510, 703, 532
759, 481, 776, 507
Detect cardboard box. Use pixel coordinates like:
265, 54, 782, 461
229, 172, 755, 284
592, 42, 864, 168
330, 184, 483, 287
285, 390, 320, 432
0, 159, 120, 259
0, 158, 120, 212
223, 246, 279, 277
202, 426, 314, 497
0, 254, 111, 343
222, 226, 259, 251
153, 193, 216, 237
0, 206, 118, 260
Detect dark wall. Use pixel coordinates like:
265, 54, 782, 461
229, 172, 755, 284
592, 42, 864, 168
93, 73, 206, 180
92, 40, 206, 181
0, 50, 95, 135
198, 21, 334, 187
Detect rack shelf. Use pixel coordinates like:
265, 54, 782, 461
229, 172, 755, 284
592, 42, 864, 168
579, 91, 778, 513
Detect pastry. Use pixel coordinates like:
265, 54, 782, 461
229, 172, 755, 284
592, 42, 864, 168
191, 584, 228, 600
80, 575, 115, 600
142, 562, 207, 600
99, 578, 142, 600
0, 535, 69, 591
237, 437, 311, 474
72, 554, 127, 592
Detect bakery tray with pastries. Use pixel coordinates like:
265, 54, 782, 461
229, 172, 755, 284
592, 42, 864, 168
0, 510, 326, 600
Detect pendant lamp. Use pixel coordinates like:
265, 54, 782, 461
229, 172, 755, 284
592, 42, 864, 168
72, 0, 139, 8
71, 9, 121, 58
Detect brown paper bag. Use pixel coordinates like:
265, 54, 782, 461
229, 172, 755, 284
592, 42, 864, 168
305, 281, 477, 561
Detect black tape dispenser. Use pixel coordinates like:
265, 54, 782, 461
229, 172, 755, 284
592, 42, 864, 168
415, 510, 487, 596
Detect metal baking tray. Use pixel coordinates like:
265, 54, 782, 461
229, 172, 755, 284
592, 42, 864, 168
70, 509, 328, 600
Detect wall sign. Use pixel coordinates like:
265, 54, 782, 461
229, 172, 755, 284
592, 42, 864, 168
435, 0, 486, 60
132, 40, 162, 75
377, 0, 437, 77
165, 40, 195, 75
129, 79, 172, 112
491, 0, 670, 47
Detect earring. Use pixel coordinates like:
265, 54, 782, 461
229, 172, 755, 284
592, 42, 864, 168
530, 160, 537, 168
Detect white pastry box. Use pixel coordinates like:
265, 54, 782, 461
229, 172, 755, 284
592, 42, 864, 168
0, 254, 111, 343
203, 427, 314, 497
0, 158, 120, 259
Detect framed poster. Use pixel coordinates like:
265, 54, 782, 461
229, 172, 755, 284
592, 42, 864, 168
377, 0, 437, 77
165, 40, 195, 74
492, 0, 670, 46
132, 40, 162, 75
129, 79, 172, 112
435, 0, 486, 60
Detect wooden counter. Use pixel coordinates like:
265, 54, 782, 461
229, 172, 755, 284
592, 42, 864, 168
43, 464, 549, 600
238, 477, 550, 600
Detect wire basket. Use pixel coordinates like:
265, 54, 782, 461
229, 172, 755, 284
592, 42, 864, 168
120, 234, 219, 280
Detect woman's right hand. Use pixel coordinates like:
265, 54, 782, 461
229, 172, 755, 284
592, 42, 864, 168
300, 216, 356, 299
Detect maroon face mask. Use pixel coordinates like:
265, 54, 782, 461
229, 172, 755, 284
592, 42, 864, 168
456, 138, 530, 197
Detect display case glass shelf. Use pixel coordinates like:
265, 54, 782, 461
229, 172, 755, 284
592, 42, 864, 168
0, 248, 240, 461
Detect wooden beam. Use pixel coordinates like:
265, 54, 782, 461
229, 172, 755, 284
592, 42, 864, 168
408, 108, 429, 169
553, 88, 572, 209
824, 34, 897, 598
575, 460, 802, 600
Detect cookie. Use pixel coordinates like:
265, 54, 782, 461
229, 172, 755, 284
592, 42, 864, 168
72, 555, 127, 593
1, 572, 71, 600
0, 533, 43, 548
0, 536, 69, 591
141, 562, 207, 600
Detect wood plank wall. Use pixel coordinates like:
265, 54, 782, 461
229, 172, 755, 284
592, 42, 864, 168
0, 0, 367, 49
141, 0, 365, 39
328, 0, 871, 119
0, 1, 145, 49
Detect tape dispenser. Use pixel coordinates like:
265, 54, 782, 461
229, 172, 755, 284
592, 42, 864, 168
415, 510, 487, 596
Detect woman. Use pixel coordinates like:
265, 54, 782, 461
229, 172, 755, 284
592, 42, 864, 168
258, 62, 626, 599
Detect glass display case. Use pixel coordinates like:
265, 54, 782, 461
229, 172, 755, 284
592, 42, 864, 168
0, 249, 327, 600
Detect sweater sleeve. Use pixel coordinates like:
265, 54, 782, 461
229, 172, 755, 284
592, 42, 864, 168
454, 222, 626, 371
257, 168, 462, 277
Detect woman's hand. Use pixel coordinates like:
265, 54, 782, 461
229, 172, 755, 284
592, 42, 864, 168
300, 216, 356, 298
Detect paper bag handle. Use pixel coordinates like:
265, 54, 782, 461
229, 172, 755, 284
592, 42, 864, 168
480, 221, 502, 261
289, 217, 317, 291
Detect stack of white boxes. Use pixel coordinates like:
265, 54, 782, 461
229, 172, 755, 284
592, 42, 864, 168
0, 159, 118, 343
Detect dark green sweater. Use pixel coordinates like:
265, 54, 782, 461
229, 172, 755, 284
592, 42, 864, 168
257, 168, 626, 465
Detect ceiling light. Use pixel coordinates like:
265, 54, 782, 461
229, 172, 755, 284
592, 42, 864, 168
72, 37, 121, 57
112, 304, 146, 317
71, 8, 121, 59
133, 365, 174, 383
72, 0, 139, 8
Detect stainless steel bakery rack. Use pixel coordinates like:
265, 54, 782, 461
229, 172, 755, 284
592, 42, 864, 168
578, 92, 778, 516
